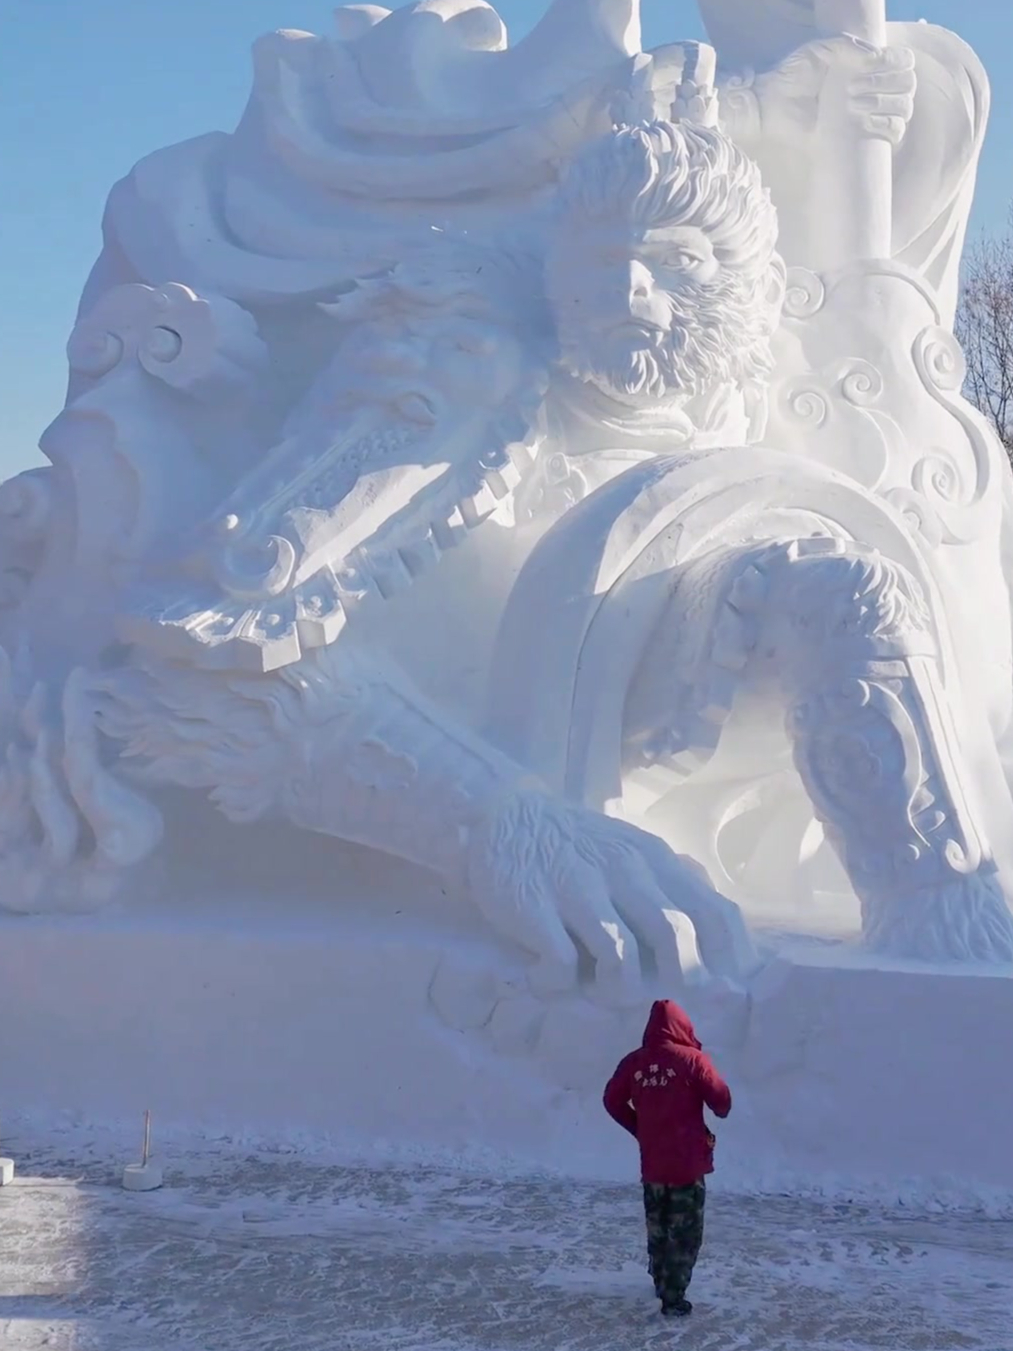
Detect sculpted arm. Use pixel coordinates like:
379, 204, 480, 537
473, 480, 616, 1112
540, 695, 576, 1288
711, 18, 981, 304
94, 639, 757, 1000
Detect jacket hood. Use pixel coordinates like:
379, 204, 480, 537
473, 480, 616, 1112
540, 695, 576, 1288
642, 999, 701, 1051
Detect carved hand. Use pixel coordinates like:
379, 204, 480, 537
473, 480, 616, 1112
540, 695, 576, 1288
465, 789, 760, 1003
758, 37, 917, 148
832, 38, 917, 146
92, 639, 760, 998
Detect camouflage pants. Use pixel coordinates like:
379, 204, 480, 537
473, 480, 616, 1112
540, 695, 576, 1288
643, 1180, 706, 1309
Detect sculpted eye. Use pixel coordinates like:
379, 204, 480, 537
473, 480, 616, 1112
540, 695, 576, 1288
642, 244, 706, 275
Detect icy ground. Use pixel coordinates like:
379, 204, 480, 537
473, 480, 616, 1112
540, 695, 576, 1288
1, 1136, 1012, 1351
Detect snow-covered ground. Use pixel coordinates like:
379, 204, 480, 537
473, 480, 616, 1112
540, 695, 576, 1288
1, 1128, 1011, 1351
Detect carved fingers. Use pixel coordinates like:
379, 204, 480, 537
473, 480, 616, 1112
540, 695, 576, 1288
595, 843, 697, 989
466, 791, 759, 1005
553, 850, 643, 1006
764, 38, 917, 148
846, 46, 917, 146
629, 828, 761, 982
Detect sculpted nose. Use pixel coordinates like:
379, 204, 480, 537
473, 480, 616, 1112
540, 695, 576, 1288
601, 258, 653, 305
628, 259, 653, 301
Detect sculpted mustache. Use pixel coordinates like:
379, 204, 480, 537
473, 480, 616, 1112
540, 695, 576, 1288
557, 272, 776, 398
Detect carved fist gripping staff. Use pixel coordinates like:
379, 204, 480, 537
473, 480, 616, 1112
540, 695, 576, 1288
813, 0, 892, 265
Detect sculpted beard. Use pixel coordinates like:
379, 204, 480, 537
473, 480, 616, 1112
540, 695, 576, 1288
555, 271, 773, 406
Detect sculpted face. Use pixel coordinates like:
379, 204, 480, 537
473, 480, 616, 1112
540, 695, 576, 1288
553, 219, 723, 405
548, 121, 784, 410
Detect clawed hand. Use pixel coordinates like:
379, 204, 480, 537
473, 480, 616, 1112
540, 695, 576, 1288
465, 790, 760, 1004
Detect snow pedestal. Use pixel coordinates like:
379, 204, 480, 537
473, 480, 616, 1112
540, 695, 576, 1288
122, 1161, 163, 1192
0, 902, 1012, 1199
719, 946, 1013, 1198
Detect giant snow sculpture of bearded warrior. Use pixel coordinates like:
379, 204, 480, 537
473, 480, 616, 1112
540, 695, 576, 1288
1, 0, 1012, 1008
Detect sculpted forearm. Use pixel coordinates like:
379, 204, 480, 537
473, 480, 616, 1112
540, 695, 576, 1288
98, 640, 528, 878
276, 650, 530, 876
96, 633, 757, 992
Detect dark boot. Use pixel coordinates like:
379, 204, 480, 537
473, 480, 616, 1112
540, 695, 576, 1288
661, 1298, 692, 1317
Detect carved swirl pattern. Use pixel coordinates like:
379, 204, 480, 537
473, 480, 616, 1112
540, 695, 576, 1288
882, 487, 944, 549
781, 357, 886, 433
791, 690, 902, 876
776, 351, 893, 495
912, 326, 966, 394
840, 360, 884, 408
66, 283, 267, 400
912, 450, 975, 511
65, 327, 125, 379
770, 538, 997, 954
782, 268, 826, 321
782, 382, 829, 429
783, 359, 886, 426
209, 515, 299, 603
792, 685, 910, 850
907, 326, 994, 541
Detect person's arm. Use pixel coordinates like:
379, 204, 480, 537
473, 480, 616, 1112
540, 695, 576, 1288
695, 1052, 732, 1119
603, 1057, 638, 1138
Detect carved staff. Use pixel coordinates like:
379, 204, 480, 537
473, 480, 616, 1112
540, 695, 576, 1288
673, 42, 719, 127
813, 0, 892, 266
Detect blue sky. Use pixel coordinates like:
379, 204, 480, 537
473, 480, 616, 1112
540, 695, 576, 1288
2, 0, 1011, 479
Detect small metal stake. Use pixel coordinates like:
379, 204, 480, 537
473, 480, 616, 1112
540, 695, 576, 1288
122, 1108, 162, 1192
0, 1116, 14, 1187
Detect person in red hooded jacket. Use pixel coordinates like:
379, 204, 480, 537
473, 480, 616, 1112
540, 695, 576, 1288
603, 999, 731, 1318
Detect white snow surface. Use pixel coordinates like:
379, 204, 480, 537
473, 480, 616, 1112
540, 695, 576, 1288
4, 901, 1013, 1204
1, 1120, 1011, 1351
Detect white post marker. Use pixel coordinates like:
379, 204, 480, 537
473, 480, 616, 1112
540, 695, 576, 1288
122, 1109, 163, 1192
0, 1120, 13, 1187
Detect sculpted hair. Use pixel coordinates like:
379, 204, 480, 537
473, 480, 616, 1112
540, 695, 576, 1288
550, 120, 785, 403
556, 120, 780, 291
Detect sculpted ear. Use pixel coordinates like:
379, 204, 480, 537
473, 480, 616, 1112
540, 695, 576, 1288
765, 254, 788, 330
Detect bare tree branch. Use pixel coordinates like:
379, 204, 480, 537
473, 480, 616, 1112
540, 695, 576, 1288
955, 207, 1013, 459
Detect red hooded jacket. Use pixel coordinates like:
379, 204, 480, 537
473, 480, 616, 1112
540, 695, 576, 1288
603, 1000, 732, 1187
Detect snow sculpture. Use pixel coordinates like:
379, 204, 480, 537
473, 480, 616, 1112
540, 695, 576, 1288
4, 0, 1013, 1014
